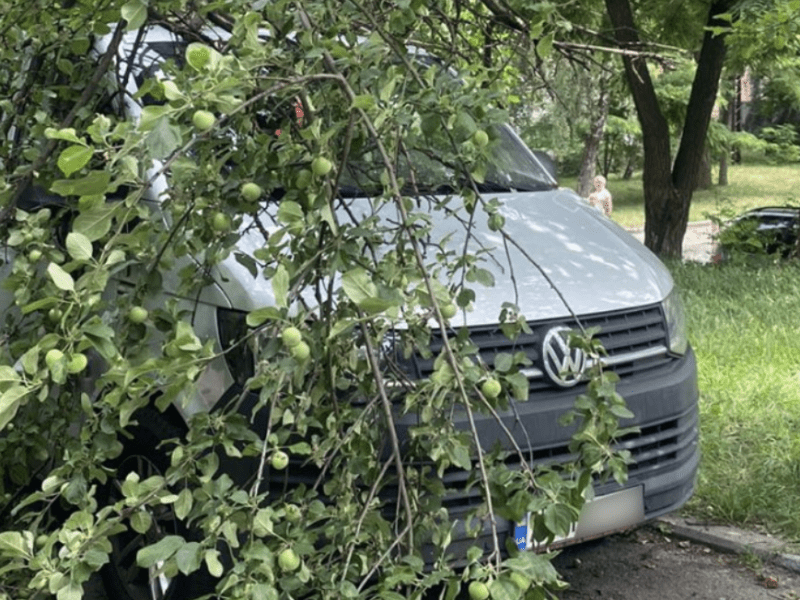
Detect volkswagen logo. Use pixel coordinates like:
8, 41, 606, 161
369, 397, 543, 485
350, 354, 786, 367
541, 326, 587, 387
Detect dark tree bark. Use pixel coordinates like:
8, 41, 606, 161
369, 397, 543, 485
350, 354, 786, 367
695, 144, 712, 190
604, 0, 733, 258
578, 88, 610, 197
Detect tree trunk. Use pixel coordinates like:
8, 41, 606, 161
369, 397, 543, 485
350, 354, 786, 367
718, 152, 728, 185
578, 90, 610, 197
606, 0, 732, 259
695, 144, 712, 190
623, 158, 635, 179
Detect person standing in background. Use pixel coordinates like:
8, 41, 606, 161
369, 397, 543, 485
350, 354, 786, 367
588, 175, 613, 217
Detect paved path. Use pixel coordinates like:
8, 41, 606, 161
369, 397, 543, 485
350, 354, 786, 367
554, 522, 800, 599
624, 220, 719, 263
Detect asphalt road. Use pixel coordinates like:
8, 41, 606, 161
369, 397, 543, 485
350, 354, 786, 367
553, 524, 800, 600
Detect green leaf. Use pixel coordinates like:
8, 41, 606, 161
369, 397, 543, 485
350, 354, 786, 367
342, 268, 378, 307
45, 128, 85, 145
174, 488, 193, 520
272, 264, 289, 308
610, 404, 635, 419
536, 33, 554, 59
351, 94, 375, 110
327, 318, 356, 340
0, 531, 29, 557
139, 105, 170, 131
253, 508, 273, 537
83, 548, 109, 569
145, 116, 183, 159
0, 366, 20, 386
506, 372, 529, 401
466, 267, 495, 287
493, 352, 513, 373
130, 510, 152, 534
121, 0, 148, 31
57, 145, 93, 177
51, 170, 111, 198
185, 43, 222, 71
66, 232, 93, 262
204, 549, 224, 577
247, 306, 280, 327
277, 200, 304, 225
73, 203, 116, 241
47, 263, 75, 292
56, 582, 83, 600
136, 535, 184, 569
489, 578, 519, 600
20, 297, 58, 314
175, 541, 202, 575
21, 347, 39, 376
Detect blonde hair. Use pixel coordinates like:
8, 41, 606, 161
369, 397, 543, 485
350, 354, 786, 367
593, 175, 606, 186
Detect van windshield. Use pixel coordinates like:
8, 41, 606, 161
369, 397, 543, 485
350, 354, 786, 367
139, 39, 556, 197
339, 124, 556, 197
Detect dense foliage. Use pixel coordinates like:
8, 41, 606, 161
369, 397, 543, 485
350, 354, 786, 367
0, 2, 634, 600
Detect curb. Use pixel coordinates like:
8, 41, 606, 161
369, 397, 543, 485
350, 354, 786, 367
654, 516, 800, 575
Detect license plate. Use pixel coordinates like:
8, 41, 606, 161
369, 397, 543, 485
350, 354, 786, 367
514, 485, 645, 551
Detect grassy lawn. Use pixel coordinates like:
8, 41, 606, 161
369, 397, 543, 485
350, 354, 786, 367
669, 260, 800, 542
559, 163, 800, 228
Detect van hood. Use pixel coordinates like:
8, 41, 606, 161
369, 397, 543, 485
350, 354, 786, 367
217, 188, 674, 325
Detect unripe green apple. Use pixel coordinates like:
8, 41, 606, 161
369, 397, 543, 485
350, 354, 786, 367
311, 156, 332, 177
67, 353, 88, 374
291, 341, 310, 361
481, 378, 501, 400
241, 182, 262, 202
192, 109, 216, 132
488, 213, 505, 231
281, 326, 302, 348
211, 212, 232, 233
472, 129, 489, 148
277, 548, 300, 571
271, 450, 289, 470
28, 249, 42, 262
284, 504, 302, 523
440, 303, 457, 319
128, 306, 148, 324
186, 44, 212, 69
468, 581, 490, 600
295, 169, 312, 189
45, 349, 64, 369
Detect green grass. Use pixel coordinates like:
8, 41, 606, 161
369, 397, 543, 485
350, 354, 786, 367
559, 163, 800, 228
669, 260, 800, 541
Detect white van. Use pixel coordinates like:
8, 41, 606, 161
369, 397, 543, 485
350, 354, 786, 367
1, 24, 699, 600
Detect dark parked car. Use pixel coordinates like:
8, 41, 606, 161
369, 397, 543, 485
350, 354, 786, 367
712, 206, 800, 263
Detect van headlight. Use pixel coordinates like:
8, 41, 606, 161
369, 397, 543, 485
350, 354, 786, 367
662, 288, 688, 355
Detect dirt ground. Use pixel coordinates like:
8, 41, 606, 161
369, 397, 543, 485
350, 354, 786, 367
625, 220, 719, 263
553, 525, 800, 600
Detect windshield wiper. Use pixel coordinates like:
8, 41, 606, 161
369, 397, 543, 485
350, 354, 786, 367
475, 181, 514, 193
